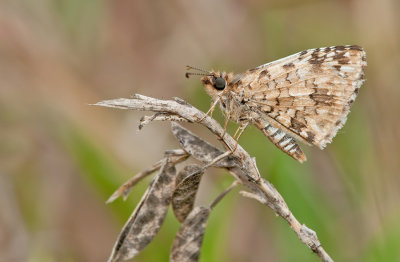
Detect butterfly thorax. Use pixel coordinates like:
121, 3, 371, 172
201, 71, 260, 125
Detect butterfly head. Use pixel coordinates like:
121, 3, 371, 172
185, 66, 232, 99
201, 71, 228, 95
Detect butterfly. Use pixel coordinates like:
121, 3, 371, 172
186, 45, 367, 163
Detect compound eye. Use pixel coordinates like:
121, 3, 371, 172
214, 77, 226, 90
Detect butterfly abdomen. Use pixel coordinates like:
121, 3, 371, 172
255, 120, 307, 163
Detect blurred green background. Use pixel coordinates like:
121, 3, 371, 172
1, 0, 399, 261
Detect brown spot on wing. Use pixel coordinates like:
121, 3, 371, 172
305, 131, 315, 143
290, 118, 306, 132
309, 50, 325, 66
283, 62, 295, 69
300, 50, 308, 56
315, 88, 330, 95
309, 60, 323, 65
258, 69, 269, 80
310, 94, 334, 106
333, 52, 350, 64
349, 45, 363, 51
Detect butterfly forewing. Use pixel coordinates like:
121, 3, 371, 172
235, 45, 366, 150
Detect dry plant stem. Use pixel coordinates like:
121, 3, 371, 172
226, 164, 332, 262
94, 95, 260, 180
106, 149, 189, 203
94, 95, 333, 262
139, 113, 188, 130
201, 151, 232, 170
209, 181, 240, 209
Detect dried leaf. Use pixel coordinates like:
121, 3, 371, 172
105, 162, 161, 204
108, 160, 176, 262
172, 165, 204, 223
171, 122, 236, 168
170, 206, 211, 262
106, 150, 188, 204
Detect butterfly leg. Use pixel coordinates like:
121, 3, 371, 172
231, 122, 249, 152
232, 125, 242, 139
220, 111, 231, 140
202, 150, 232, 169
198, 97, 220, 123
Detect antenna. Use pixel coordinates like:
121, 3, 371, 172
185, 72, 213, 78
186, 65, 210, 73
185, 65, 213, 78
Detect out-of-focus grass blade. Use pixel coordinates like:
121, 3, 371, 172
172, 165, 204, 223
58, 125, 135, 219
240, 128, 336, 261
170, 206, 211, 262
108, 161, 176, 262
362, 214, 400, 262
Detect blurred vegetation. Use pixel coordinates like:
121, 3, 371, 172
1, 0, 399, 261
